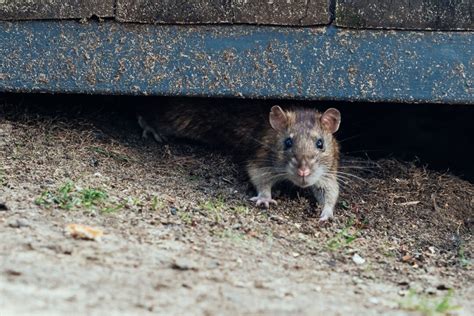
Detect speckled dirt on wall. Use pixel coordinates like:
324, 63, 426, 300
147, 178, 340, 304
0, 95, 472, 315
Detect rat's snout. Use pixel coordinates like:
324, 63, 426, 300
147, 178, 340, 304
289, 156, 317, 188
297, 167, 311, 177
295, 156, 313, 177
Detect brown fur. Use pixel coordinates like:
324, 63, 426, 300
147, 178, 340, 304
138, 99, 341, 221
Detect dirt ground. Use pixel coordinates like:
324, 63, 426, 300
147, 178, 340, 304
0, 95, 472, 315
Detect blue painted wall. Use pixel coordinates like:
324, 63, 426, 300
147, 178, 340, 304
0, 21, 472, 103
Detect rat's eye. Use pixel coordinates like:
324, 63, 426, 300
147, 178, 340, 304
316, 138, 324, 150
284, 137, 293, 150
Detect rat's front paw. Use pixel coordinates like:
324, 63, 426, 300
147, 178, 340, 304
319, 207, 334, 222
250, 196, 277, 208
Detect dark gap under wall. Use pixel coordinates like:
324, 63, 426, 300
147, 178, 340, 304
1, 93, 473, 182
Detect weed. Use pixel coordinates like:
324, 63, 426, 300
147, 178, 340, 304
102, 204, 125, 213
379, 242, 397, 258
35, 181, 77, 210
35, 180, 121, 213
399, 289, 461, 315
199, 197, 226, 223
178, 210, 193, 225
383, 248, 397, 258
326, 218, 359, 251
232, 205, 250, 215
458, 244, 471, 268
128, 196, 144, 207
151, 196, 165, 211
339, 199, 350, 210
81, 188, 108, 208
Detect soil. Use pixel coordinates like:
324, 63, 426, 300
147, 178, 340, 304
0, 95, 472, 315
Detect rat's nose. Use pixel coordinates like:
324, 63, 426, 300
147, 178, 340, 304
297, 167, 311, 177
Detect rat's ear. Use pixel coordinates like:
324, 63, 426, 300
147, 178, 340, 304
269, 106, 288, 132
321, 108, 341, 134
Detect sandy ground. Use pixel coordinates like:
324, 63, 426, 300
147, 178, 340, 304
0, 96, 472, 315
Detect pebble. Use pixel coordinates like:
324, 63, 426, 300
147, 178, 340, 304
352, 253, 366, 265
170, 207, 177, 216
425, 287, 437, 295
171, 258, 198, 271
352, 276, 363, 285
7, 218, 29, 228
269, 215, 285, 224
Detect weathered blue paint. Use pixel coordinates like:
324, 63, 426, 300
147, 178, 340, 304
0, 21, 472, 103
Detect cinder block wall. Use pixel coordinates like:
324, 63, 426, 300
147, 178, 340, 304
1, 0, 472, 30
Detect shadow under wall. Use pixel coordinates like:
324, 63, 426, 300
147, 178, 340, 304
1, 93, 473, 182
334, 103, 474, 182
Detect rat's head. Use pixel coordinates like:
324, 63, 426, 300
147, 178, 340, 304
269, 106, 341, 188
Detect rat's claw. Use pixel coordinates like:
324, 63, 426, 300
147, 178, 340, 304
319, 215, 330, 222
250, 196, 277, 208
319, 207, 334, 222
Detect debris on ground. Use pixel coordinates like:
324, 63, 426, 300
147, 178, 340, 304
0, 97, 472, 315
65, 224, 104, 241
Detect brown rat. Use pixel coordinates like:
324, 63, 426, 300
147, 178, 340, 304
138, 100, 341, 221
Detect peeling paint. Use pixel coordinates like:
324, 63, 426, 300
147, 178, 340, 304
0, 21, 472, 104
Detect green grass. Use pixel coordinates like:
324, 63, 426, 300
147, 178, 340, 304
326, 218, 360, 251
178, 209, 194, 225
232, 205, 250, 215
399, 289, 461, 316
35, 180, 121, 213
199, 197, 226, 224
338, 199, 350, 210
127, 196, 144, 207
102, 203, 126, 213
151, 196, 165, 211
217, 228, 246, 242
458, 244, 471, 268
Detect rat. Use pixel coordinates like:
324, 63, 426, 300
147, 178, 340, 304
137, 100, 341, 221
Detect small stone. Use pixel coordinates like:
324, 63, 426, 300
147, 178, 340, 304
368, 297, 379, 305
352, 253, 366, 265
5, 269, 22, 276
398, 289, 408, 296
402, 254, 412, 262
171, 258, 198, 271
7, 218, 29, 228
437, 284, 452, 291
425, 287, 437, 295
352, 276, 363, 284
398, 280, 410, 287
269, 215, 285, 224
